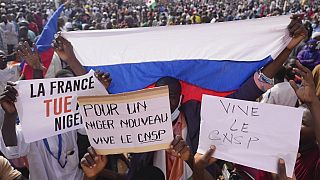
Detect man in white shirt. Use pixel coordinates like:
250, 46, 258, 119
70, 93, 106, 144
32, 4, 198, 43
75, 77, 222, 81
0, 50, 20, 128
0, 15, 18, 54
0, 50, 20, 93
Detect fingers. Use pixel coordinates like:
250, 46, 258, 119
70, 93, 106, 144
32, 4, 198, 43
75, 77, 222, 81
289, 80, 299, 92
7, 81, 17, 87
52, 39, 63, 51
84, 152, 95, 168
95, 70, 111, 80
277, 158, 287, 179
170, 135, 183, 147
293, 62, 313, 84
287, 17, 300, 30
80, 154, 92, 168
88, 146, 98, 161
202, 145, 216, 163
169, 135, 191, 160
1, 84, 18, 101
17, 42, 28, 58
32, 43, 40, 58
1, 90, 17, 102
17, 50, 24, 61
295, 61, 311, 75
287, 14, 306, 38
173, 140, 189, 155
290, 14, 304, 20
55, 34, 70, 45
95, 70, 112, 89
289, 23, 302, 37
23, 41, 32, 56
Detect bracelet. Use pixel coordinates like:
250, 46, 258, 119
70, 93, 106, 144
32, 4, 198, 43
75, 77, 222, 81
257, 70, 274, 85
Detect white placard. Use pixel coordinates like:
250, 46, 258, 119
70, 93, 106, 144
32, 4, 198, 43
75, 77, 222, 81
15, 70, 108, 143
78, 86, 174, 155
198, 95, 303, 178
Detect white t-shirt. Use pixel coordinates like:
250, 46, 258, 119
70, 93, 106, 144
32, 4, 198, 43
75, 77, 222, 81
260, 82, 298, 107
44, 52, 62, 79
0, 65, 20, 93
0, 126, 85, 180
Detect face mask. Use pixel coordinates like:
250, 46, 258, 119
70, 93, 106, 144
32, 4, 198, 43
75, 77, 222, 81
171, 95, 182, 122
171, 106, 180, 122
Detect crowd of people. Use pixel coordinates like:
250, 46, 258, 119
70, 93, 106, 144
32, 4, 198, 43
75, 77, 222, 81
0, 0, 318, 50
0, 0, 319, 180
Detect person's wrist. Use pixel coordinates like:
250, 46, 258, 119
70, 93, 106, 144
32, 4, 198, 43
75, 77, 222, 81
285, 46, 293, 52
194, 156, 206, 170
186, 154, 194, 166
64, 55, 78, 63
307, 97, 320, 108
33, 63, 45, 71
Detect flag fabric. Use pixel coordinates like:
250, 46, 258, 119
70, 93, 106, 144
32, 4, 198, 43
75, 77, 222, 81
62, 16, 291, 102
22, 4, 64, 80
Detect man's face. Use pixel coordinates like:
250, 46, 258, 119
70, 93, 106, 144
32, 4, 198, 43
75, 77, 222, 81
6, 14, 12, 21
1, 15, 7, 23
169, 89, 181, 113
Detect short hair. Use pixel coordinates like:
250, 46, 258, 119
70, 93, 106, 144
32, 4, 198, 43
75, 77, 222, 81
155, 76, 181, 94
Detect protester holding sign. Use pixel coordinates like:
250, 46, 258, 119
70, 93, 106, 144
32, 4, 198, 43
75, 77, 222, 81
78, 14, 309, 179
0, 40, 112, 180
123, 15, 308, 180
70, 14, 309, 180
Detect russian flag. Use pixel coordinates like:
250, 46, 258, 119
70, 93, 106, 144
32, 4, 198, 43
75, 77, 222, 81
62, 16, 291, 101
22, 4, 65, 80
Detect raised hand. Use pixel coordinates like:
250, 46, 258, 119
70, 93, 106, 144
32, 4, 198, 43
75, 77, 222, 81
63, 0, 71, 6
289, 61, 317, 105
194, 145, 216, 169
53, 32, 86, 76
17, 42, 45, 70
94, 70, 112, 89
53, 33, 77, 63
169, 135, 192, 161
81, 147, 108, 179
276, 159, 297, 180
287, 14, 308, 50
0, 82, 18, 114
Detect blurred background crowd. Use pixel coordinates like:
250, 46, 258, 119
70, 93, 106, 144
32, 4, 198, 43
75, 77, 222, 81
0, 0, 319, 65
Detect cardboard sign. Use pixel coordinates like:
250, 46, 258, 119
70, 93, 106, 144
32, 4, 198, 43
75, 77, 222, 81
78, 86, 174, 155
15, 70, 108, 143
198, 95, 303, 178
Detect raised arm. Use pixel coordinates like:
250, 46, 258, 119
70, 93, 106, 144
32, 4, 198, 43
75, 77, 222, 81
17, 42, 45, 79
53, 34, 87, 76
0, 82, 18, 146
290, 61, 320, 149
262, 15, 307, 79
228, 15, 307, 101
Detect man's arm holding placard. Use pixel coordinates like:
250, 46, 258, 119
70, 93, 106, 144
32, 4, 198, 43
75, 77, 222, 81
276, 159, 297, 180
0, 82, 18, 147
0, 83, 31, 160
81, 147, 126, 180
